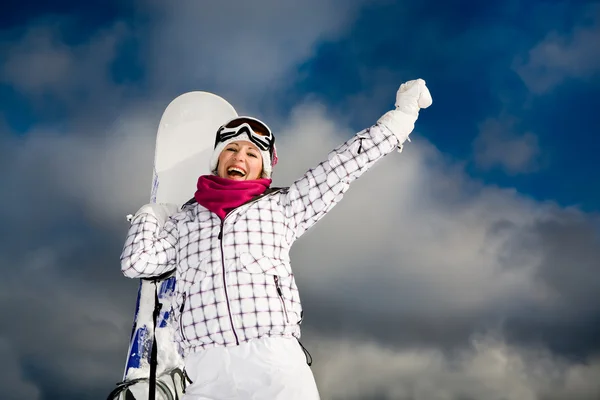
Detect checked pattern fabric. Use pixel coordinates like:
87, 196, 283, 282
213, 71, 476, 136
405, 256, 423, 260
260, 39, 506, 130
121, 124, 399, 357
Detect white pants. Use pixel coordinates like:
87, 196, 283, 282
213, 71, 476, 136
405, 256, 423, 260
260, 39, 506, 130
182, 337, 320, 400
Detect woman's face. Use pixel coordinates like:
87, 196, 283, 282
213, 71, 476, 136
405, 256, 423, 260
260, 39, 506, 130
217, 140, 263, 180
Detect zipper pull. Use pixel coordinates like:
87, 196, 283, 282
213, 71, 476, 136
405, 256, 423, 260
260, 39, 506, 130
274, 276, 283, 296
180, 292, 187, 312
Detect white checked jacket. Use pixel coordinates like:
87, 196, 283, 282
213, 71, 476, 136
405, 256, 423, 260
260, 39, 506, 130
121, 124, 399, 357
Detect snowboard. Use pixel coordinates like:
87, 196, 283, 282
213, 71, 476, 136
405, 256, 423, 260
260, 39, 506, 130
110, 92, 237, 399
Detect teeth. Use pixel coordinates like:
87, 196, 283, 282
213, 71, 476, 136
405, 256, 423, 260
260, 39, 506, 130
228, 167, 246, 176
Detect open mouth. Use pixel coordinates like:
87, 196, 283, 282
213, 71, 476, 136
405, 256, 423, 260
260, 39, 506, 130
227, 166, 247, 178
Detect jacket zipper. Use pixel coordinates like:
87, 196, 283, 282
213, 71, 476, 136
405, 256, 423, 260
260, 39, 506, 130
219, 220, 239, 345
179, 291, 187, 341
273, 276, 290, 323
215, 190, 285, 346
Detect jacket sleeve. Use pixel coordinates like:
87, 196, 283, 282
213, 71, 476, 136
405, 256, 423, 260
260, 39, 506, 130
281, 123, 399, 239
120, 213, 179, 278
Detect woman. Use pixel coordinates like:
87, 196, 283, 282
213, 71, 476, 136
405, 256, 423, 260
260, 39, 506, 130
121, 79, 432, 399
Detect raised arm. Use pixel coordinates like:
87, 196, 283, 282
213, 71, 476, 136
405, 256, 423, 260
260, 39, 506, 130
120, 203, 180, 278
281, 79, 432, 239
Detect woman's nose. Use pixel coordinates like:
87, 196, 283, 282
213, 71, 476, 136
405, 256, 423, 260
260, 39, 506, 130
233, 153, 244, 162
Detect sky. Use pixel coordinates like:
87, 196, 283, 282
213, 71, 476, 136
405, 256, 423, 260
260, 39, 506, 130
1, 0, 599, 399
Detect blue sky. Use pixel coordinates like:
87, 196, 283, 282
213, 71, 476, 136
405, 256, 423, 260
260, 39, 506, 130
1, 0, 599, 399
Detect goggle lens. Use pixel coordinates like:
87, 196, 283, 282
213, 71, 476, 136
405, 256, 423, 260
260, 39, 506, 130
216, 117, 275, 155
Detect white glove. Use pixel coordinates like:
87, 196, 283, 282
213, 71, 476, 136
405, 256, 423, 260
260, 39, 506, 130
126, 203, 180, 228
377, 79, 432, 151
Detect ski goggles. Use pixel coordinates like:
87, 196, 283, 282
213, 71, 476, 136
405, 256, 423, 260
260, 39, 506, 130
215, 117, 275, 155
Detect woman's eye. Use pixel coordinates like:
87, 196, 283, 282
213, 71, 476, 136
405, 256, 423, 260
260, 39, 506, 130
248, 152, 258, 158
226, 147, 236, 152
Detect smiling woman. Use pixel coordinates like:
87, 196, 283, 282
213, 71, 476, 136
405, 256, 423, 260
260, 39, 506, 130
120, 79, 432, 400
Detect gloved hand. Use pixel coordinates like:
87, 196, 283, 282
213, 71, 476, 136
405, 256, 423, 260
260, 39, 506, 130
377, 79, 432, 151
126, 203, 180, 228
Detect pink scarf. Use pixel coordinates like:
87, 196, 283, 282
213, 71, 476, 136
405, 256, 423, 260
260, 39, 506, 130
194, 175, 272, 220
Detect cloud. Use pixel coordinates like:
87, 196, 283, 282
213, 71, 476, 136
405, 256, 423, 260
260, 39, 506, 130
0, 338, 41, 400
473, 117, 541, 174
308, 332, 600, 400
1, 2, 599, 398
272, 104, 599, 355
0, 115, 153, 233
1, 97, 598, 398
1, 25, 72, 93
1, 17, 130, 106
513, 5, 600, 93
0, 238, 138, 399
140, 0, 375, 107
521, 210, 600, 320
0, 117, 154, 397
2, 83, 599, 397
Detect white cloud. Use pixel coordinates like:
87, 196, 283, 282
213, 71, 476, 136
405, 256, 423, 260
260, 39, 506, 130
0, 100, 160, 232
513, 5, 600, 93
1, 18, 130, 106
272, 105, 551, 321
1, 25, 72, 92
139, 0, 374, 106
473, 117, 541, 174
